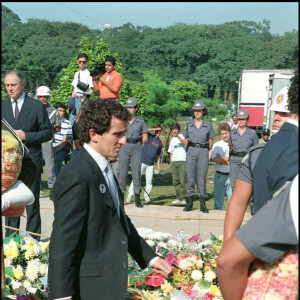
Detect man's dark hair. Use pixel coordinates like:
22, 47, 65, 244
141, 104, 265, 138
4, 71, 25, 84
77, 53, 88, 61
170, 122, 180, 131
54, 102, 66, 110
218, 122, 231, 132
232, 113, 237, 117
105, 56, 116, 65
79, 98, 130, 143
287, 68, 298, 115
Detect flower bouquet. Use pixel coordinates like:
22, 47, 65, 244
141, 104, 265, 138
3, 232, 49, 299
127, 228, 224, 300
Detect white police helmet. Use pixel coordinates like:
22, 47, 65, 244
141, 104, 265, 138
269, 86, 290, 113
36, 86, 51, 97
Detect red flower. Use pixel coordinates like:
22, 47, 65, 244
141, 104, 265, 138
144, 272, 166, 287
184, 289, 192, 296
203, 292, 215, 300
136, 281, 142, 287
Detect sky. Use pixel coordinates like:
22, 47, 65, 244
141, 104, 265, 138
2, 2, 299, 35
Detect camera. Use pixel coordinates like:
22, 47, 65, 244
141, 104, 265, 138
90, 62, 106, 77
76, 81, 89, 92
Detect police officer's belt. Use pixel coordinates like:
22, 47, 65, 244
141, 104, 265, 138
127, 138, 141, 144
231, 150, 247, 157
189, 142, 209, 149
216, 170, 229, 175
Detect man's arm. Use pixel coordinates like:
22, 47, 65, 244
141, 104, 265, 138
217, 235, 255, 300
141, 132, 148, 145
55, 136, 71, 153
19, 102, 52, 144
156, 155, 161, 173
223, 179, 252, 244
92, 76, 99, 93
213, 155, 229, 165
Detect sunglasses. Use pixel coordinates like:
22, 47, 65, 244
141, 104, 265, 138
78, 61, 86, 64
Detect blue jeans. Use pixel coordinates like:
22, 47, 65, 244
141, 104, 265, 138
69, 98, 81, 126
55, 148, 68, 177
213, 172, 232, 210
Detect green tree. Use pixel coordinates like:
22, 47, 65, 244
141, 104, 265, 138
1, 5, 21, 29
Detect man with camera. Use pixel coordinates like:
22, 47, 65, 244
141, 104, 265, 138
92, 56, 123, 101
70, 53, 94, 125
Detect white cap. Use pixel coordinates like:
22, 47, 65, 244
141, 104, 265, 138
269, 86, 290, 113
36, 86, 51, 97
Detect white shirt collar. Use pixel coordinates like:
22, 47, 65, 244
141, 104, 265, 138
10, 92, 25, 103
287, 118, 298, 127
83, 143, 108, 173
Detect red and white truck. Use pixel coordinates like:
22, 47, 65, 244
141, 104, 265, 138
237, 69, 294, 134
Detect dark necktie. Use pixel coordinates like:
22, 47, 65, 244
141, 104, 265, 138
14, 100, 20, 121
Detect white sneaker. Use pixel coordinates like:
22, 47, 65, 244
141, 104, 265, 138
144, 195, 151, 203
125, 195, 132, 204
172, 199, 182, 204
181, 200, 187, 205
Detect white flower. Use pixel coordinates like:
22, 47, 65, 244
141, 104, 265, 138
157, 242, 167, 249
137, 227, 153, 239
178, 258, 193, 270
26, 259, 40, 282
167, 239, 177, 250
27, 286, 38, 294
8, 240, 18, 249
204, 270, 216, 283
195, 258, 204, 268
11, 279, 21, 290
39, 263, 48, 276
23, 280, 31, 288
146, 240, 155, 247
33, 244, 41, 255
191, 269, 203, 281
4, 257, 13, 266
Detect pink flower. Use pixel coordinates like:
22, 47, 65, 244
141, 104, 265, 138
188, 234, 202, 243
144, 272, 166, 287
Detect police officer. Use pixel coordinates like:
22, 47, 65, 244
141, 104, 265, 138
183, 100, 215, 213
118, 97, 148, 207
36, 86, 60, 198
259, 128, 270, 144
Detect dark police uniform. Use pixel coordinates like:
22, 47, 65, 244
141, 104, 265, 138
184, 119, 215, 199
118, 98, 148, 206
228, 111, 258, 190
252, 121, 298, 214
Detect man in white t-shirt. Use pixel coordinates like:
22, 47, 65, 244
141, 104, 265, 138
168, 123, 187, 205
212, 123, 232, 210
70, 53, 94, 125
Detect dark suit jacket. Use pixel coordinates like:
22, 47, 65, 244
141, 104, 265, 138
253, 121, 298, 213
2, 95, 53, 173
48, 147, 156, 300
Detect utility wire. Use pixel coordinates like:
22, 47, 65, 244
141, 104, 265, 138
59, 2, 104, 26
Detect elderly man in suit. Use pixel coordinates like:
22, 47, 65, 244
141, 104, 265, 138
2, 71, 52, 239
48, 98, 172, 300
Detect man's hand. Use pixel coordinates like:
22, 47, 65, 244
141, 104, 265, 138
14, 129, 25, 141
151, 258, 172, 277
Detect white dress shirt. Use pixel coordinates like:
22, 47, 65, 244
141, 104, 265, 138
11, 92, 25, 118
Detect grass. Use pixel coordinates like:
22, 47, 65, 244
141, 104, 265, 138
41, 119, 251, 212
41, 159, 250, 212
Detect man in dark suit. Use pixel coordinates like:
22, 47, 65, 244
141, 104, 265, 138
48, 99, 172, 300
2, 71, 53, 239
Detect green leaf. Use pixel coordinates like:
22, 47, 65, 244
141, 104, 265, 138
5, 266, 14, 279
198, 280, 210, 289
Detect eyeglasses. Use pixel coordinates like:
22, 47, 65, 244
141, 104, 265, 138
78, 61, 86, 64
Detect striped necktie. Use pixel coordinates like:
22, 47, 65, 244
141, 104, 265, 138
105, 162, 120, 217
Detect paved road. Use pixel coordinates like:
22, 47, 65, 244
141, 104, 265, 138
2, 196, 252, 241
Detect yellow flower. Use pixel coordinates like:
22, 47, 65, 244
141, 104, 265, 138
25, 248, 35, 260
41, 240, 50, 252
210, 285, 222, 297
161, 280, 174, 295
210, 259, 217, 268
27, 240, 36, 248
5, 248, 19, 260
13, 268, 24, 280
204, 265, 211, 272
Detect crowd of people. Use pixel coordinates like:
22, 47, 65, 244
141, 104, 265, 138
2, 51, 298, 299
